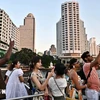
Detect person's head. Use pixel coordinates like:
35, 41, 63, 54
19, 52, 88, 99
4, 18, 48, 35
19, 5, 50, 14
69, 58, 80, 69
81, 51, 93, 62
9, 60, 20, 70
30, 56, 42, 70
54, 63, 66, 76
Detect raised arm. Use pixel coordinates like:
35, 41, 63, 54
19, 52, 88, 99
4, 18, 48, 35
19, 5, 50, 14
90, 51, 100, 68
31, 69, 54, 91
0, 39, 14, 66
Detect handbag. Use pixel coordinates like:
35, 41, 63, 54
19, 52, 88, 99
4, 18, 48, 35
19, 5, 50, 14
53, 77, 66, 100
44, 95, 52, 100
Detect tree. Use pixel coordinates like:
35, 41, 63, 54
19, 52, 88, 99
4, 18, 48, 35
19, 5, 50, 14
41, 55, 59, 68
0, 52, 4, 58
10, 48, 61, 68
10, 48, 36, 65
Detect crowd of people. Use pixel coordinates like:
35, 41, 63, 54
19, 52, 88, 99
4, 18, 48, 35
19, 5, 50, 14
0, 39, 100, 100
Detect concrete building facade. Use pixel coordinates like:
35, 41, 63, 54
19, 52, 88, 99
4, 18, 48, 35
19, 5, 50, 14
56, 19, 62, 57
80, 19, 88, 54
0, 9, 19, 53
19, 13, 35, 52
61, 2, 80, 57
89, 37, 97, 56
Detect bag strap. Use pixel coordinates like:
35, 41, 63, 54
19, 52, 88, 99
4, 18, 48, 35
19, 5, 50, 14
85, 67, 92, 83
53, 77, 64, 96
30, 72, 42, 94
8, 69, 15, 78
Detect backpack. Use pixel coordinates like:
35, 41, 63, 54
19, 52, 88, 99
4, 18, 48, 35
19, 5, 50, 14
77, 67, 92, 84
27, 77, 36, 95
77, 68, 87, 82
77, 67, 92, 95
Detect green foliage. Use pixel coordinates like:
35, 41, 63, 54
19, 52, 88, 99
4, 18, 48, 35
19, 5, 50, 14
10, 48, 61, 68
10, 48, 36, 65
41, 55, 61, 68
0, 52, 4, 58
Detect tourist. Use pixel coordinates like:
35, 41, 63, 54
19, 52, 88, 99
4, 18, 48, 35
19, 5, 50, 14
48, 63, 67, 100
65, 68, 70, 81
30, 56, 54, 100
0, 39, 14, 66
81, 51, 100, 100
4, 64, 13, 84
0, 39, 14, 99
64, 68, 70, 97
6, 60, 28, 99
68, 58, 87, 100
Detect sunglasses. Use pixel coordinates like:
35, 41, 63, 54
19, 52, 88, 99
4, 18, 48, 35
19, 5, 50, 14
86, 54, 91, 57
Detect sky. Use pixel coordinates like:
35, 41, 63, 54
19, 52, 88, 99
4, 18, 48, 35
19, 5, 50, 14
0, 0, 100, 53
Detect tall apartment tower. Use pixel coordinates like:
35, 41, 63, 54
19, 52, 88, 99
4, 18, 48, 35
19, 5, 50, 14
97, 45, 100, 56
19, 13, 35, 51
0, 9, 19, 53
89, 37, 97, 56
56, 19, 62, 57
80, 19, 88, 54
61, 2, 80, 57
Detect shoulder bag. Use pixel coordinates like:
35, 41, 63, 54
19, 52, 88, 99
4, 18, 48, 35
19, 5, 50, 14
53, 77, 66, 100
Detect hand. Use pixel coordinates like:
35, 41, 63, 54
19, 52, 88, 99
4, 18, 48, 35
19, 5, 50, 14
47, 68, 54, 78
9, 38, 14, 47
87, 82, 91, 88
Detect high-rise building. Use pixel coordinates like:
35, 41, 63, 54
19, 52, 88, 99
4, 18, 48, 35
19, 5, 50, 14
87, 40, 90, 52
98, 44, 100, 51
19, 13, 35, 52
0, 9, 19, 53
60, 1, 80, 57
89, 37, 97, 56
80, 19, 88, 54
96, 45, 100, 55
56, 19, 62, 57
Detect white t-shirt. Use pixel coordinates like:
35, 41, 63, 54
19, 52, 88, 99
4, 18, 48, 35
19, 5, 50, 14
5, 70, 12, 77
48, 77, 67, 97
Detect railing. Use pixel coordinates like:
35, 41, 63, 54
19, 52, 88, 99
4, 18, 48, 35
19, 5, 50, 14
2, 93, 44, 100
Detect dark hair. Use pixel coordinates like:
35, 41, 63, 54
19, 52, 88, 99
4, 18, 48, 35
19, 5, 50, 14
69, 58, 77, 69
9, 60, 19, 70
64, 68, 70, 74
62, 60, 65, 64
30, 56, 41, 70
81, 51, 89, 62
54, 63, 66, 75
